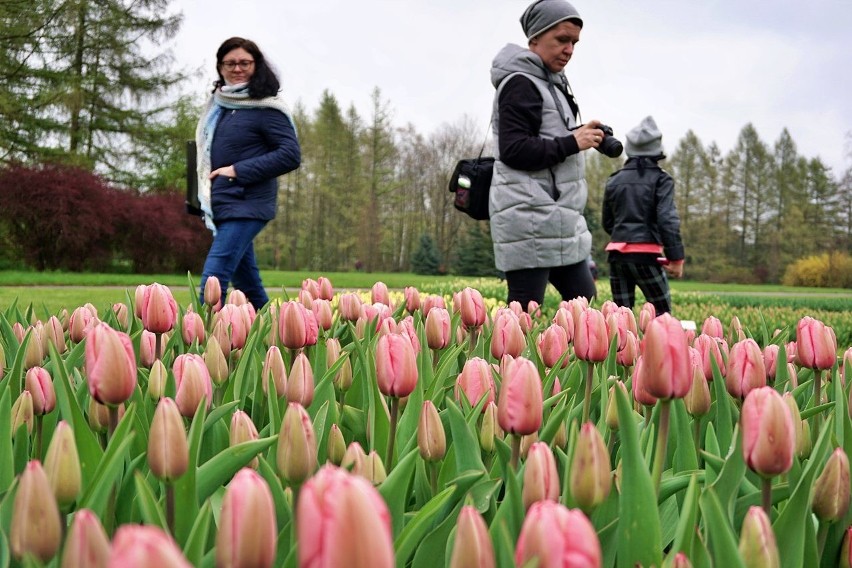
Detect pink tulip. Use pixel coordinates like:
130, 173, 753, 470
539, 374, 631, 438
141, 283, 178, 334
311, 299, 333, 331
459, 287, 486, 329
262, 346, 288, 397
693, 334, 728, 380
204, 275, 222, 308
570, 422, 612, 511
843, 527, 852, 568
398, 316, 421, 354
552, 307, 575, 342
425, 307, 451, 350
62, 509, 110, 568
279, 301, 319, 350
701, 316, 724, 339
741, 387, 795, 477
538, 324, 569, 369
317, 276, 334, 300
449, 506, 495, 568
181, 310, 205, 345
44, 315, 67, 354
455, 357, 497, 410
796, 316, 837, 370
109, 525, 191, 568
173, 353, 213, 417
574, 308, 609, 363
404, 286, 421, 313
298, 289, 315, 309
616, 330, 640, 368
287, 352, 315, 407
631, 356, 658, 407
522, 442, 560, 510
515, 501, 602, 568
138, 330, 157, 368
641, 313, 691, 400
85, 323, 137, 406
738, 507, 779, 568
216, 468, 277, 568
69, 305, 96, 343
491, 310, 526, 360
297, 465, 395, 568
25, 366, 55, 415
134, 285, 147, 318
217, 303, 250, 350
422, 294, 446, 317
10, 460, 62, 562
301, 278, 320, 301
371, 281, 391, 306
375, 333, 418, 398
277, 402, 317, 483
600, 300, 618, 319
726, 339, 767, 400
147, 397, 189, 482
230, 411, 261, 469
497, 357, 543, 436
763, 344, 780, 380
338, 293, 363, 322
638, 302, 656, 333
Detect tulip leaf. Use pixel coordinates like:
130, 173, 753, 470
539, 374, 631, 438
773, 414, 834, 568
659, 471, 706, 503
702, 421, 721, 485
426, 343, 465, 402
379, 447, 419, 536
539, 396, 569, 446
203, 400, 240, 435
671, 399, 699, 473
698, 487, 746, 568
12, 424, 28, 475
614, 382, 662, 568
412, 501, 463, 568
708, 425, 746, 519
0, 531, 8, 568
0, 390, 12, 491
799, 402, 833, 421
49, 342, 103, 488
491, 519, 516, 568
669, 474, 700, 558
173, 396, 208, 546
488, 451, 523, 547
133, 472, 167, 530
77, 413, 137, 518
711, 368, 734, 457
445, 398, 485, 473
6, 328, 32, 400
394, 485, 455, 566
196, 436, 277, 504
257, 456, 289, 534
183, 500, 213, 566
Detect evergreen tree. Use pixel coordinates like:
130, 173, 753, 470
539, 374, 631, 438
451, 223, 497, 276
411, 234, 441, 275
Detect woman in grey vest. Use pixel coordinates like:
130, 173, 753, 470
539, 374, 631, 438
489, 0, 603, 309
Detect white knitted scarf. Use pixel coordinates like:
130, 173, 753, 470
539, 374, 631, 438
195, 83, 294, 234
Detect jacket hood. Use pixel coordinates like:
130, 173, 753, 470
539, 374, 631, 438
490, 43, 559, 89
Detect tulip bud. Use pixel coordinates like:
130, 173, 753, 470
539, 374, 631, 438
404, 286, 421, 313
763, 344, 780, 381
638, 302, 656, 333
147, 359, 167, 400
491, 309, 525, 359
642, 314, 691, 399
398, 316, 421, 354
327, 423, 346, 465
148, 397, 189, 482
203, 335, 229, 386
728, 315, 745, 344
515, 501, 602, 568
88, 398, 111, 432
741, 387, 795, 477
297, 465, 395, 568
217, 303, 251, 350
574, 308, 609, 362
342, 441, 368, 475
211, 319, 232, 360
726, 339, 767, 400
455, 357, 496, 410
459, 287, 486, 329
417, 400, 446, 462
570, 422, 612, 511
11, 391, 34, 435
216, 468, 277, 568
261, 346, 287, 397
479, 401, 501, 453
552, 421, 568, 450
85, 322, 137, 405
44, 315, 67, 354
522, 442, 560, 510
312, 299, 334, 331
738, 507, 780, 568
12, 321, 25, 343
10, 461, 62, 562
23, 327, 44, 369
365, 450, 388, 485
497, 357, 543, 436
671, 552, 694, 568
425, 307, 451, 350
520, 432, 538, 460
617, 330, 640, 368
62, 509, 110, 568
701, 316, 724, 339
338, 292, 363, 322
228, 288, 249, 306
371, 281, 391, 306
552, 307, 574, 342
141, 283, 178, 334
25, 366, 55, 415
694, 334, 728, 380
841, 527, 852, 568
684, 363, 711, 417
605, 382, 627, 431
277, 402, 317, 484
109, 524, 192, 567
287, 352, 315, 407
781, 393, 810, 459
631, 356, 658, 407
420, 294, 445, 318
203, 275, 222, 308
279, 301, 319, 350
43, 421, 81, 509
449, 505, 496, 568
795, 316, 837, 370
181, 310, 205, 346
229, 410, 260, 470
324, 338, 352, 394
375, 333, 418, 398
812, 448, 850, 522
173, 353, 213, 418
538, 323, 569, 369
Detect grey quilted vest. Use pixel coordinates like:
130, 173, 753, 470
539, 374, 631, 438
488, 44, 591, 272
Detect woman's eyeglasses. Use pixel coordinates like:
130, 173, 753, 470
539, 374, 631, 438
221, 60, 254, 70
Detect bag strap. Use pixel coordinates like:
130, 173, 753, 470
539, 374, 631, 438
475, 114, 494, 161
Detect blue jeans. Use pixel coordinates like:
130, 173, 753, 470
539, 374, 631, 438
200, 219, 269, 310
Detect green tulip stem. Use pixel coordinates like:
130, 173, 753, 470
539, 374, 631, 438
817, 521, 830, 560
386, 397, 400, 472
582, 363, 595, 424
336, 389, 345, 423
428, 461, 438, 497
155, 332, 163, 362
694, 418, 703, 468
762, 476, 772, 515
510, 435, 521, 471
108, 406, 119, 440
290, 483, 302, 552
205, 303, 213, 332
35, 415, 43, 460
651, 399, 672, 496
813, 368, 822, 434
166, 483, 175, 535
432, 349, 440, 372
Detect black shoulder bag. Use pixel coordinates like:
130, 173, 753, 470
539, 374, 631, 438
448, 121, 494, 221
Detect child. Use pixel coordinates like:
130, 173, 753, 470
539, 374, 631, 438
602, 116, 684, 314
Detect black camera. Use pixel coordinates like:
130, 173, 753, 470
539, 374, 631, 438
596, 124, 623, 158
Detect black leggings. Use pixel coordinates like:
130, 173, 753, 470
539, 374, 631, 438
505, 260, 597, 308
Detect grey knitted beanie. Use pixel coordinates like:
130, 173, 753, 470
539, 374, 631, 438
625, 116, 664, 157
520, 0, 583, 41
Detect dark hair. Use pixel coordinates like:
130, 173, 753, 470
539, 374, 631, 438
213, 37, 280, 98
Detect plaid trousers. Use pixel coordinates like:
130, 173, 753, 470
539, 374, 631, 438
608, 262, 672, 314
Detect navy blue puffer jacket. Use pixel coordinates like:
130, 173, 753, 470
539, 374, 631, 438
210, 107, 300, 221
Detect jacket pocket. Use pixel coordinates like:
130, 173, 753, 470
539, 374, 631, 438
211, 176, 245, 202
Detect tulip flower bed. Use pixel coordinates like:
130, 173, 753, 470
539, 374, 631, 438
0, 277, 851, 567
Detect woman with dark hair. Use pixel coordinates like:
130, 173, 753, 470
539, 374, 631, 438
197, 37, 301, 310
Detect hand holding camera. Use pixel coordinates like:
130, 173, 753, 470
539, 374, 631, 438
573, 122, 623, 158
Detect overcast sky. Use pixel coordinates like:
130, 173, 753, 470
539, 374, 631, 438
170, 0, 852, 176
